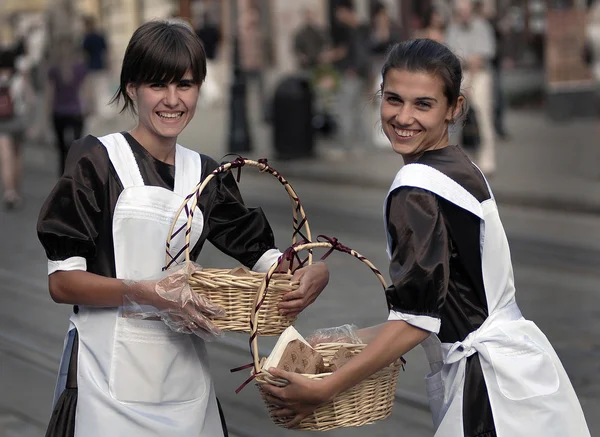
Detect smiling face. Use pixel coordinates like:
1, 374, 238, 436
127, 71, 200, 148
380, 68, 461, 162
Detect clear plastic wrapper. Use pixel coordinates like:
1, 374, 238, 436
123, 261, 226, 341
306, 324, 362, 346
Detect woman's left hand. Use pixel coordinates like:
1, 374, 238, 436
278, 262, 329, 317
261, 367, 332, 428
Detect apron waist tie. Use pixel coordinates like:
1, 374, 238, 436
438, 302, 523, 408
444, 302, 523, 365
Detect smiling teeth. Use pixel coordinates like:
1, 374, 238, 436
158, 112, 182, 119
394, 128, 418, 137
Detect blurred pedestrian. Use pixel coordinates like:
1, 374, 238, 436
585, 0, 600, 82
239, 5, 267, 120
37, 19, 329, 437
370, 2, 401, 148
0, 14, 26, 58
82, 16, 110, 120
446, 0, 497, 175
17, 15, 50, 145
0, 48, 34, 210
47, 35, 89, 175
195, 11, 222, 106
331, 0, 372, 154
16, 15, 46, 94
474, 1, 510, 140
262, 39, 592, 437
415, 6, 446, 43
293, 7, 328, 72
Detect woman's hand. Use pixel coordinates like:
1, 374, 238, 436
278, 262, 329, 317
124, 262, 226, 339
261, 367, 333, 428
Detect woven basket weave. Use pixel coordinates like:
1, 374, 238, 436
165, 158, 312, 336
251, 239, 403, 431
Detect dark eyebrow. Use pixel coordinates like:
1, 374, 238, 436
382, 91, 438, 103
416, 97, 438, 103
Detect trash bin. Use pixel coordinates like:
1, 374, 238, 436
272, 76, 314, 160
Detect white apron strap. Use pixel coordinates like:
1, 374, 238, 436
390, 163, 483, 218
97, 133, 144, 189
383, 163, 483, 258
174, 144, 202, 197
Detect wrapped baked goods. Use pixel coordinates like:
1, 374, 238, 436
277, 339, 325, 374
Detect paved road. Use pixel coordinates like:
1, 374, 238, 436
1, 150, 599, 436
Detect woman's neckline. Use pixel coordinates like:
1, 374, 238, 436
122, 132, 175, 167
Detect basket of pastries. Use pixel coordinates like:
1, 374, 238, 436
250, 237, 404, 431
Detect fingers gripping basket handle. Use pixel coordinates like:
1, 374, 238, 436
164, 158, 312, 270
249, 236, 388, 374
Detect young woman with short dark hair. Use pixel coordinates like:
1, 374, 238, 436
38, 19, 328, 437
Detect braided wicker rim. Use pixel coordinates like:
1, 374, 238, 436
250, 239, 402, 430
164, 158, 312, 268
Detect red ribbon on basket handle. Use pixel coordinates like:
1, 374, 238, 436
316, 235, 353, 260
218, 154, 247, 182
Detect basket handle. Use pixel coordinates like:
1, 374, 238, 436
164, 157, 312, 270
248, 236, 388, 375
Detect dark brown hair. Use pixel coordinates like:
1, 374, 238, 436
111, 19, 207, 114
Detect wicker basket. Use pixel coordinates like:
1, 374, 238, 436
251, 238, 404, 431
165, 158, 312, 336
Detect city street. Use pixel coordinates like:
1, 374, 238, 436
1, 135, 600, 435
2, 0, 598, 434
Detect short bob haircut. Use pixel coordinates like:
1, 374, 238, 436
111, 19, 207, 114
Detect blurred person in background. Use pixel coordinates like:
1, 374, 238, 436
0, 48, 34, 210
331, 0, 372, 155
415, 6, 447, 43
0, 15, 26, 57
16, 16, 46, 95
586, 0, 600, 83
239, 5, 267, 120
195, 11, 222, 106
473, 1, 510, 140
293, 6, 337, 140
17, 15, 50, 144
47, 35, 89, 176
82, 16, 109, 121
370, 2, 401, 148
293, 7, 328, 72
446, 0, 496, 176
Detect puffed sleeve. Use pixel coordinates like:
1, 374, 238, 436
37, 136, 109, 275
384, 188, 450, 333
201, 158, 281, 272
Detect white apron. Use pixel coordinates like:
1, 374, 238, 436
384, 163, 591, 437
52, 133, 224, 437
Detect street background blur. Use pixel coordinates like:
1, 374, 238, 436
1, 0, 600, 436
